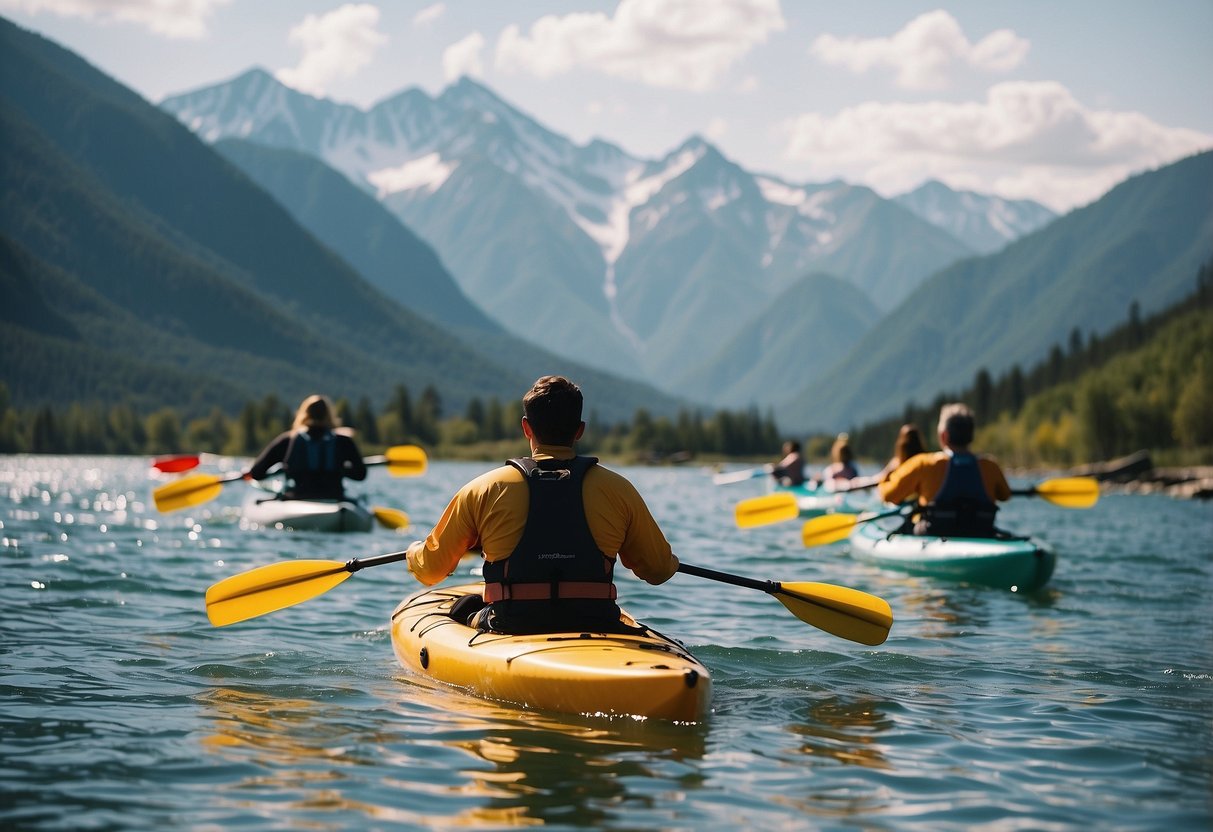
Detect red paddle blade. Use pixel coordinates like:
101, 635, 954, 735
152, 455, 201, 473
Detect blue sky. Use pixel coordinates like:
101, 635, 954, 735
3, 0, 1210, 211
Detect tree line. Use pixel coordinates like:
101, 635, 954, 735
0, 380, 781, 462
843, 260, 1213, 468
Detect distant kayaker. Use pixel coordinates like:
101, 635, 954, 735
771, 440, 807, 486
404, 375, 679, 635
876, 423, 927, 483
878, 403, 1011, 537
810, 433, 859, 491
246, 394, 367, 500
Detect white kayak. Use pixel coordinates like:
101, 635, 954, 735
849, 519, 1056, 592
240, 494, 374, 533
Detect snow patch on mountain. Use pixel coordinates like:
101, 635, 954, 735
368, 153, 455, 197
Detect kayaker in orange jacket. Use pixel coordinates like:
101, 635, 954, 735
878, 404, 1011, 537
405, 375, 679, 634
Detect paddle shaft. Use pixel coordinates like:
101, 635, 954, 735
678, 562, 775, 594
349, 550, 410, 572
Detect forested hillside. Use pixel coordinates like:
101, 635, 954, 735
844, 261, 1213, 467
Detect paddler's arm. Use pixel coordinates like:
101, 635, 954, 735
405, 486, 481, 586
247, 433, 288, 480
981, 458, 1013, 501
878, 454, 929, 505
597, 473, 679, 585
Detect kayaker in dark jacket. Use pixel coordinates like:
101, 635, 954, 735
771, 440, 807, 486
879, 404, 1011, 537
404, 375, 679, 635
247, 394, 367, 500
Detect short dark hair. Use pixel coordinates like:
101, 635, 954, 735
523, 376, 583, 445
939, 403, 975, 446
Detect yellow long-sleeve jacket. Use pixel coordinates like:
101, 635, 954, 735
878, 450, 1012, 506
405, 444, 679, 591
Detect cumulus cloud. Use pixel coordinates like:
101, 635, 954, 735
276, 3, 387, 97
782, 81, 1213, 210
443, 32, 485, 81
495, 0, 785, 91
413, 2, 444, 27
810, 9, 1029, 90
0, 0, 230, 38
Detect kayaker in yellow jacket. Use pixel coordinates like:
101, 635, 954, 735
878, 403, 1011, 537
405, 375, 679, 634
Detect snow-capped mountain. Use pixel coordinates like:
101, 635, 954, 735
894, 180, 1056, 254
162, 71, 974, 396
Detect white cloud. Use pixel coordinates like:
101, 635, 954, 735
443, 32, 485, 81
413, 2, 444, 27
810, 9, 1029, 90
0, 0, 231, 39
276, 4, 387, 97
495, 0, 785, 92
782, 81, 1213, 210
704, 117, 729, 141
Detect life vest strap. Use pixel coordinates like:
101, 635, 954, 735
483, 581, 618, 603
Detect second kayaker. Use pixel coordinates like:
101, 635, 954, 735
403, 375, 679, 635
246, 394, 368, 500
878, 403, 1012, 537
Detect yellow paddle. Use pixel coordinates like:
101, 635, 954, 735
365, 444, 428, 477
800, 476, 1101, 548
206, 551, 409, 626
205, 553, 893, 646
371, 507, 409, 530
1016, 476, 1101, 508
734, 492, 800, 528
676, 563, 892, 646
153, 471, 248, 513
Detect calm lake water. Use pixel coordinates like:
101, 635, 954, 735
1, 455, 1210, 831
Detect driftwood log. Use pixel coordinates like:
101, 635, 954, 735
1069, 451, 1213, 500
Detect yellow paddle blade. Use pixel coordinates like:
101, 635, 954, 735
735, 492, 799, 528
385, 444, 427, 477
1033, 476, 1100, 508
154, 473, 225, 513
801, 513, 861, 547
205, 559, 353, 627
372, 506, 410, 530
774, 582, 893, 646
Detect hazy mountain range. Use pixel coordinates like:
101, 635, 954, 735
4, 15, 1209, 437
162, 70, 1055, 401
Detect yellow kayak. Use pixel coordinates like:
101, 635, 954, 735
390, 583, 711, 721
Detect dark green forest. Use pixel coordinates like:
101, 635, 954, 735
0, 379, 782, 463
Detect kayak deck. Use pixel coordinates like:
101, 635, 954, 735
391, 583, 711, 721
850, 521, 1056, 592
240, 495, 374, 533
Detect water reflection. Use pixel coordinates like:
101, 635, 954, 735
196, 676, 710, 829
395, 674, 709, 828
785, 695, 892, 770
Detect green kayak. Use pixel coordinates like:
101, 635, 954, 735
849, 520, 1056, 592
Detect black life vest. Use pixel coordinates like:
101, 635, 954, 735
482, 456, 617, 606
284, 429, 338, 475
916, 452, 999, 538
281, 429, 342, 498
